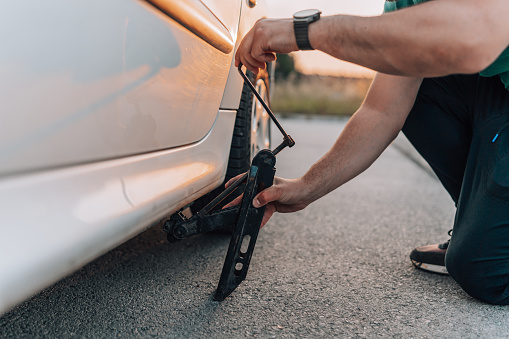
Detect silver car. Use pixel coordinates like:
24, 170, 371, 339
0, 0, 272, 314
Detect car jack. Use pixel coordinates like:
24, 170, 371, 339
163, 64, 295, 301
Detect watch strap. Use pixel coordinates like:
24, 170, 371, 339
294, 21, 313, 50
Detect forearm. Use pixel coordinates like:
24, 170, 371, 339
309, 0, 509, 76
300, 106, 399, 202
229, 75, 421, 218
298, 74, 422, 203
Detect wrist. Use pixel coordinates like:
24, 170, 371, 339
297, 176, 322, 204
293, 9, 321, 50
260, 18, 299, 54
307, 16, 330, 52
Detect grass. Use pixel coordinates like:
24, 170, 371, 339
271, 74, 372, 116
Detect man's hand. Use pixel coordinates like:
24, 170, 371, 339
235, 19, 299, 74
223, 175, 313, 227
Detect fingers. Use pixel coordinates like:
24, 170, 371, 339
234, 26, 254, 67
223, 195, 275, 228
235, 20, 276, 74
260, 202, 276, 228
222, 193, 243, 209
235, 28, 262, 74
250, 40, 276, 65
223, 179, 284, 228
225, 173, 246, 189
264, 53, 277, 63
235, 18, 297, 73
252, 186, 281, 208
240, 46, 265, 74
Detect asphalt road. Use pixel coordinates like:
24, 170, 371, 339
2, 116, 509, 338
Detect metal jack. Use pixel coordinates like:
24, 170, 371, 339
163, 63, 295, 301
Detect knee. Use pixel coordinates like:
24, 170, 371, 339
446, 245, 509, 305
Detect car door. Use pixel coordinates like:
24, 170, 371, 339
0, 0, 240, 176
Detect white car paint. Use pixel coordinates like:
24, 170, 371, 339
220, 0, 270, 109
0, 110, 236, 315
0, 0, 233, 175
0, 0, 270, 314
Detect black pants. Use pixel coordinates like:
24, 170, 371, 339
403, 74, 509, 304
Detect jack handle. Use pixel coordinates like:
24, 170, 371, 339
237, 63, 295, 155
196, 63, 297, 217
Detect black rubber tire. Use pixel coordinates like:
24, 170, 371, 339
190, 66, 271, 219
228, 69, 271, 183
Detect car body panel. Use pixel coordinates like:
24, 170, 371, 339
0, 110, 236, 314
200, 0, 242, 40
0, 0, 270, 315
146, 0, 238, 54
0, 0, 234, 175
219, 0, 269, 109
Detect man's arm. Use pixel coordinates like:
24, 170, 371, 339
236, 0, 509, 76
225, 74, 422, 226
298, 74, 422, 203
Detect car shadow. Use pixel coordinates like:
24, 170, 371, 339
0, 226, 230, 332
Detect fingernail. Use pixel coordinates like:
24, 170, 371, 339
253, 198, 260, 208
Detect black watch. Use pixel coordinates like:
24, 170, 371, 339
293, 9, 321, 50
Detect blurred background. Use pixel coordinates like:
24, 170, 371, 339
267, 0, 382, 116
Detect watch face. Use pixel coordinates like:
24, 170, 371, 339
293, 9, 321, 19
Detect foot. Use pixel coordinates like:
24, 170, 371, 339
410, 231, 451, 275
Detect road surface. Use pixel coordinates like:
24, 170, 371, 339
1, 116, 508, 338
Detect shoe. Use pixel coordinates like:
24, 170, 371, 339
410, 230, 451, 275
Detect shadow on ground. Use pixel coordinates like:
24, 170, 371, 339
1, 117, 508, 338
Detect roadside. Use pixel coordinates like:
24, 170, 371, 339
276, 113, 436, 179
2, 116, 507, 338
271, 65, 436, 179
272, 74, 371, 117
392, 133, 437, 179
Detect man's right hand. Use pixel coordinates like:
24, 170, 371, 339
235, 19, 299, 74
223, 175, 313, 227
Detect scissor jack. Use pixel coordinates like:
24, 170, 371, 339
163, 64, 295, 301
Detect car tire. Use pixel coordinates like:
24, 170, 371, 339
190, 65, 272, 223
229, 67, 272, 182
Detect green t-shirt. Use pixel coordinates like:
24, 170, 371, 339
383, 0, 509, 90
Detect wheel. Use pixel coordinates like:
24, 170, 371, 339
190, 65, 272, 220
229, 68, 271, 181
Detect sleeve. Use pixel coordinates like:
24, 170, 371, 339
383, 0, 428, 13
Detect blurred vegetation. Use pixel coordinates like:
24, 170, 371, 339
271, 54, 372, 116
274, 53, 299, 81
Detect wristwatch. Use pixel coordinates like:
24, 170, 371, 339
293, 9, 322, 50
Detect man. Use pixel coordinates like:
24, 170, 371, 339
227, 0, 509, 304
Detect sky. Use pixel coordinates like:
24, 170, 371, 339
268, 0, 384, 77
